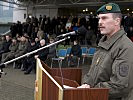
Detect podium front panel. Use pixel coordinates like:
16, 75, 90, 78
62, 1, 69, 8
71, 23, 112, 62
63, 88, 109, 100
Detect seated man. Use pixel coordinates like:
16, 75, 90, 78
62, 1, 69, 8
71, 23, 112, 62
0, 35, 12, 61
69, 40, 81, 67
22, 39, 38, 71
24, 39, 49, 74
1, 38, 18, 63
14, 36, 29, 68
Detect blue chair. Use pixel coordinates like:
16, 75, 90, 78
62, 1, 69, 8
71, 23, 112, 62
66, 47, 71, 61
66, 48, 71, 56
87, 47, 96, 56
51, 49, 67, 68
81, 47, 88, 64
84, 47, 96, 64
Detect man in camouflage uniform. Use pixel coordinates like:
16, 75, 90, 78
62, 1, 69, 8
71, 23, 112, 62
78, 3, 133, 100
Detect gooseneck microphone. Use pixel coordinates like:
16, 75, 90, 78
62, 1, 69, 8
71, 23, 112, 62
57, 30, 79, 38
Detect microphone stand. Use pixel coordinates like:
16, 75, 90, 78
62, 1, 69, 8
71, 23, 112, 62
0, 36, 70, 77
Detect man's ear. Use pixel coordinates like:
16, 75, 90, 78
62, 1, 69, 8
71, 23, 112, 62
115, 18, 121, 25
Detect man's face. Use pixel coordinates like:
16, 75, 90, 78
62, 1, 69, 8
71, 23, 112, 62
98, 13, 116, 36
6, 35, 10, 41
21, 36, 26, 42
40, 41, 45, 46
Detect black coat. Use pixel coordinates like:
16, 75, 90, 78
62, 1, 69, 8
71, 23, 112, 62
0, 40, 12, 54
37, 45, 49, 61
70, 44, 81, 57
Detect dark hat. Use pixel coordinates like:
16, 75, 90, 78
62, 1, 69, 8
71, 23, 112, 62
97, 3, 121, 14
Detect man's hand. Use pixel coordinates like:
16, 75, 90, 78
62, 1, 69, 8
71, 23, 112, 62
77, 84, 90, 88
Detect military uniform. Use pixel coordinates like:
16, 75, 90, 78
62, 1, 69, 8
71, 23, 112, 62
14, 41, 29, 57
1, 42, 18, 63
83, 3, 133, 100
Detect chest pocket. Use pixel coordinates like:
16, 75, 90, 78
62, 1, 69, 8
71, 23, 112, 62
92, 51, 107, 85
94, 51, 107, 66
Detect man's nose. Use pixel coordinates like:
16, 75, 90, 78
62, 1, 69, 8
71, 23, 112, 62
98, 19, 102, 25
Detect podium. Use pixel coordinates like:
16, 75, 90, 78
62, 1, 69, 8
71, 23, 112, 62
35, 58, 109, 100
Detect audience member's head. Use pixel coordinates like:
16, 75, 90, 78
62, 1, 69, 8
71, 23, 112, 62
35, 27, 38, 32
12, 38, 17, 44
30, 39, 36, 46
35, 37, 39, 43
74, 40, 78, 45
49, 37, 55, 43
16, 36, 21, 42
1, 35, 5, 41
21, 36, 26, 42
5, 35, 11, 42
40, 39, 45, 46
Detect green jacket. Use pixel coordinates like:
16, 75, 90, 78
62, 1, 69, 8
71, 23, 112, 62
9, 43, 18, 53
83, 29, 133, 100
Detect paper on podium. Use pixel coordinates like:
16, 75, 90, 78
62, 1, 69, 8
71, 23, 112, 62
63, 85, 75, 89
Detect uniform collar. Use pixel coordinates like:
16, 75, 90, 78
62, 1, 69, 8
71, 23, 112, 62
98, 28, 125, 50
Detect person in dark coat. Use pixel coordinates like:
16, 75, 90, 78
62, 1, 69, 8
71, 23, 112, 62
69, 40, 81, 67
22, 39, 38, 72
1, 38, 18, 63
0, 35, 12, 61
47, 37, 56, 58
24, 39, 49, 74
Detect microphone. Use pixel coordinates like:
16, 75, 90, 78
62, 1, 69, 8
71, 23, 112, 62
57, 31, 79, 38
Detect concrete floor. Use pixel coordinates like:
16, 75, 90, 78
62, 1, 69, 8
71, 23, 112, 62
0, 57, 92, 100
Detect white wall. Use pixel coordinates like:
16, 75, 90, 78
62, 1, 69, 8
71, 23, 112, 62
13, 6, 58, 23
30, 8, 58, 19
13, 8, 27, 23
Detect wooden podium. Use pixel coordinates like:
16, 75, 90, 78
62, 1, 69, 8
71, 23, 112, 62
35, 58, 109, 100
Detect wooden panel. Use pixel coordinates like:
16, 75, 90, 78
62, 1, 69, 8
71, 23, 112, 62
39, 60, 109, 100
40, 61, 82, 85
42, 71, 60, 100
54, 76, 79, 87
63, 88, 109, 100
51, 68, 82, 85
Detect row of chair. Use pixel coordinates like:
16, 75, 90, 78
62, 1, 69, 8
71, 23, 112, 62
51, 47, 96, 68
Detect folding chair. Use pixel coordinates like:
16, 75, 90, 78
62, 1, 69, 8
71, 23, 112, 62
66, 47, 71, 60
87, 47, 96, 57
81, 47, 88, 64
68, 56, 80, 68
51, 49, 67, 68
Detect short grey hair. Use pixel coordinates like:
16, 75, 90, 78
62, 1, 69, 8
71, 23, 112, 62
112, 13, 122, 25
40, 39, 45, 44
112, 13, 122, 19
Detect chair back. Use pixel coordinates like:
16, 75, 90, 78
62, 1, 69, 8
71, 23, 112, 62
57, 49, 67, 58
66, 48, 71, 56
88, 47, 96, 56
81, 47, 87, 55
